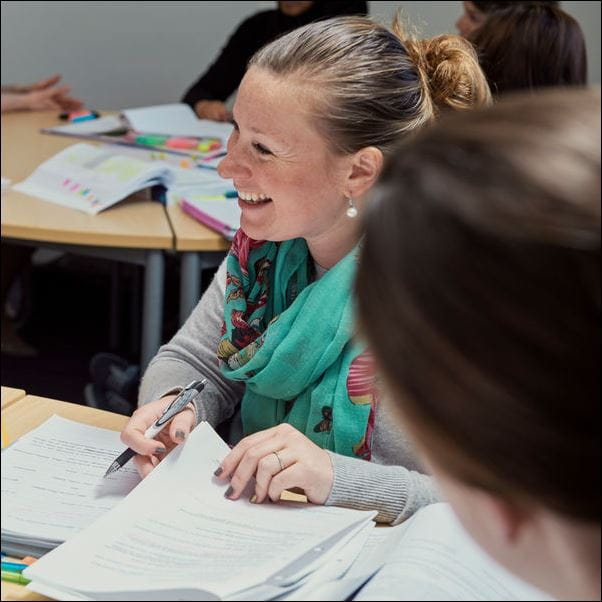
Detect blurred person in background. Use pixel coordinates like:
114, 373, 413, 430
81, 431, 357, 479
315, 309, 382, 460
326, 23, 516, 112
182, 1, 368, 121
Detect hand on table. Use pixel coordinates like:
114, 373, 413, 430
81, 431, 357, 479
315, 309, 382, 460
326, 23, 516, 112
120, 393, 196, 478
215, 423, 334, 504
194, 100, 233, 122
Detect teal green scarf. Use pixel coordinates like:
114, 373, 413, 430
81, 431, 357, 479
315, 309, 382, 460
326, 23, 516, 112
218, 231, 377, 459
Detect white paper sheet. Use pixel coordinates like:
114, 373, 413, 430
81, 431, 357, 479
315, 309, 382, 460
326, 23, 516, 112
1, 415, 140, 544
123, 103, 233, 140
283, 521, 376, 601
352, 504, 552, 601
43, 115, 125, 136
25, 422, 375, 600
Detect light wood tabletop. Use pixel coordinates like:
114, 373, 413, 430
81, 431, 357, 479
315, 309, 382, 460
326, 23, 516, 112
1, 111, 173, 249
1, 394, 128, 445
166, 204, 230, 252
1, 396, 128, 601
0, 386, 26, 409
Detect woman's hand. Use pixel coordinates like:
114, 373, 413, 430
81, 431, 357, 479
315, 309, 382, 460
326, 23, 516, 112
3, 74, 62, 94
193, 100, 232, 122
120, 394, 196, 478
215, 424, 334, 504
22, 85, 84, 111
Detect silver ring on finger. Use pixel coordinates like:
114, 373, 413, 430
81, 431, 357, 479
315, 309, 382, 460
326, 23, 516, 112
272, 450, 285, 472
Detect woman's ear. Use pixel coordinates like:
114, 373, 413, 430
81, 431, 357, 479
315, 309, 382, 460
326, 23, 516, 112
346, 146, 384, 199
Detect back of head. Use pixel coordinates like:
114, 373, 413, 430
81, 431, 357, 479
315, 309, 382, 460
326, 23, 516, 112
473, 0, 559, 13
249, 16, 491, 156
357, 87, 601, 522
471, 3, 587, 94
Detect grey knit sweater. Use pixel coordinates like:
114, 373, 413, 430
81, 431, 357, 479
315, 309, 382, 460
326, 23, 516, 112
139, 258, 439, 524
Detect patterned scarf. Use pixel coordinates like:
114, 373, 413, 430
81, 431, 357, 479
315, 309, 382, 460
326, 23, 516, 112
218, 230, 377, 458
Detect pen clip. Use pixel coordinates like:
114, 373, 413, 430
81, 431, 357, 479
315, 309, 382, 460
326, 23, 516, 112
154, 379, 206, 427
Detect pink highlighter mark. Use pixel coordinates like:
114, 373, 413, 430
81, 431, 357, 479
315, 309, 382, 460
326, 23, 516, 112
70, 182, 79, 192
62, 178, 71, 187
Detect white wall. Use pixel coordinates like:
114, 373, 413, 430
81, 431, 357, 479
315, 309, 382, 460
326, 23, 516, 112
1, 1, 600, 110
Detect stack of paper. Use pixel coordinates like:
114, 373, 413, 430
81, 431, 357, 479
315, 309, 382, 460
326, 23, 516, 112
23, 420, 377, 601
2, 415, 550, 601
1, 416, 140, 558
283, 503, 551, 601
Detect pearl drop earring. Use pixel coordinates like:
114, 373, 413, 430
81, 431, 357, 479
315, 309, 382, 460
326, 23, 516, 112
346, 197, 358, 218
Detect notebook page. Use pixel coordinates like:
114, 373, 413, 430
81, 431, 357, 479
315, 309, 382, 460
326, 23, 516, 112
12, 143, 172, 214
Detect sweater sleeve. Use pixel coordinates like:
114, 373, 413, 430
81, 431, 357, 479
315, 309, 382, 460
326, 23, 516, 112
324, 451, 441, 524
138, 258, 244, 428
181, 15, 260, 106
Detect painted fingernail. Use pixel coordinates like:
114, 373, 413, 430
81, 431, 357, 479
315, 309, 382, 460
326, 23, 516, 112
224, 486, 233, 499
175, 430, 186, 441
155, 446, 166, 455
213, 466, 223, 476
250, 494, 258, 504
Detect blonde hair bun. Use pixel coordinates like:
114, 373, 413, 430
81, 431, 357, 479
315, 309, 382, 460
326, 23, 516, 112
403, 33, 492, 114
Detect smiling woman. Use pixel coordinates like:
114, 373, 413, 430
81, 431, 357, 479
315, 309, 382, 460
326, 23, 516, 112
120, 15, 490, 525
217, 67, 371, 266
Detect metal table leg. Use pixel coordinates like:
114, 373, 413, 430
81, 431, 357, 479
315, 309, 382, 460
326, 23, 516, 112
141, 249, 165, 370
179, 252, 200, 326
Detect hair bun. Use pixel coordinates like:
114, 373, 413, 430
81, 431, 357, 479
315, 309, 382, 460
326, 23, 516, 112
405, 35, 491, 113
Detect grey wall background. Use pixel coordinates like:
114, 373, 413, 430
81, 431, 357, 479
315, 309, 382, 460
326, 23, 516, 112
1, 1, 600, 109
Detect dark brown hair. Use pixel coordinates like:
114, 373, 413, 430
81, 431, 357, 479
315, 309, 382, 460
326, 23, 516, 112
249, 16, 491, 156
473, 0, 559, 13
471, 3, 587, 94
356, 88, 600, 521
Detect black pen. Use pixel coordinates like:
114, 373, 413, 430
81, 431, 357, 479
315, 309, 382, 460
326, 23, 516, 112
103, 379, 207, 477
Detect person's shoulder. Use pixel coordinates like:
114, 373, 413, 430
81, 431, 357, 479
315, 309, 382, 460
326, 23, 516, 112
230, 9, 286, 46
237, 9, 280, 30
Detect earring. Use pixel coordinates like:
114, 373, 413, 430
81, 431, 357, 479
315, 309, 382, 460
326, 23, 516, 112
346, 197, 358, 218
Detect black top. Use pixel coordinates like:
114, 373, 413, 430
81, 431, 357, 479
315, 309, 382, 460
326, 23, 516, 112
182, 1, 369, 107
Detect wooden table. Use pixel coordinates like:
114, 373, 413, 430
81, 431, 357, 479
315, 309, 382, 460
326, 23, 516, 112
1, 111, 173, 368
1, 395, 128, 601
1, 394, 128, 445
165, 205, 229, 324
0, 387, 26, 409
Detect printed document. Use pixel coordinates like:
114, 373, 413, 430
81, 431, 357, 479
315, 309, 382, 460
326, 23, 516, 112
24, 421, 375, 601
1, 415, 140, 552
351, 504, 552, 601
